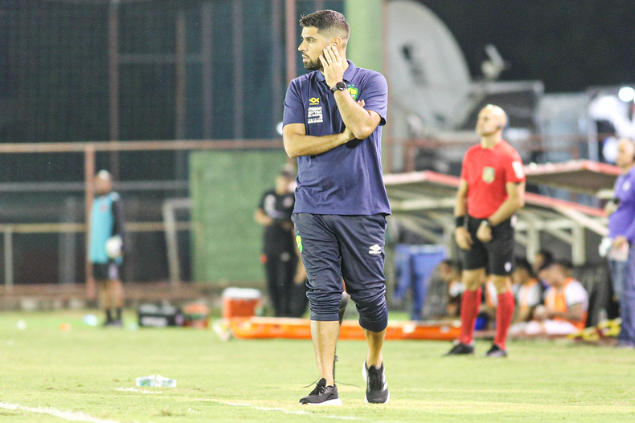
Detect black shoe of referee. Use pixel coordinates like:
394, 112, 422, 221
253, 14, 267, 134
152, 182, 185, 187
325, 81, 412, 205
444, 342, 475, 356
484, 343, 508, 358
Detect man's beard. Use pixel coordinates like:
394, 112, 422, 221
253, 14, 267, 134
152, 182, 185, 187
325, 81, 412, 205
303, 57, 322, 71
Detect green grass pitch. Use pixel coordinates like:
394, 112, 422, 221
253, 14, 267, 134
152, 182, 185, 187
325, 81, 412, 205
0, 310, 634, 422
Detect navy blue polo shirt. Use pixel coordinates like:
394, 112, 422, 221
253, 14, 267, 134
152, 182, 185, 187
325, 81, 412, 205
282, 60, 391, 216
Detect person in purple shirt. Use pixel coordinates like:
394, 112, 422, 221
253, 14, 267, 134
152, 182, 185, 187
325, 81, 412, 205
283, 10, 390, 405
605, 138, 635, 348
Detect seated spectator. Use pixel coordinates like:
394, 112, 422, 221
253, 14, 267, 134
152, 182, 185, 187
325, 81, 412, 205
511, 258, 544, 324
533, 249, 554, 290
439, 259, 464, 318
511, 260, 588, 336
532, 249, 554, 276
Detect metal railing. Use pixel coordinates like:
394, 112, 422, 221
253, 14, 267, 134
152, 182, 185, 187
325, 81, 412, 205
0, 139, 284, 296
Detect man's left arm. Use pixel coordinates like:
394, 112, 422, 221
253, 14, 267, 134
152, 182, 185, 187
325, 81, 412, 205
476, 151, 526, 242
619, 219, 635, 247
612, 174, 635, 248
333, 90, 382, 140
111, 194, 127, 252
476, 181, 525, 242
322, 46, 385, 140
549, 282, 587, 322
488, 181, 526, 225
548, 303, 584, 322
619, 173, 635, 244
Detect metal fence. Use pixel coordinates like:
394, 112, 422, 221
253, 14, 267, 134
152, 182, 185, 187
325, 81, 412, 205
0, 0, 610, 291
0, 139, 282, 291
0, 0, 341, 289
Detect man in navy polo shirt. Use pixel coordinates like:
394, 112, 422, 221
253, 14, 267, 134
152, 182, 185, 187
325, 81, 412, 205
283, 10, 390, 405
606, 138, 635, 348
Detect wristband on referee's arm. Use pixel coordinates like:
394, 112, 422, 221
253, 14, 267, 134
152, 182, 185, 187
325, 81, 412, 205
455, 215, 465, 228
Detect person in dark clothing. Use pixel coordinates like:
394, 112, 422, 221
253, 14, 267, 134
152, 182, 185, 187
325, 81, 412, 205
283, 9, 390, 404
255, 165, 307, 317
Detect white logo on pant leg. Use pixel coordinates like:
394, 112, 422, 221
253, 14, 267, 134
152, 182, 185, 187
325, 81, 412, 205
505, 262, 512, 273
369, 244, 382, 255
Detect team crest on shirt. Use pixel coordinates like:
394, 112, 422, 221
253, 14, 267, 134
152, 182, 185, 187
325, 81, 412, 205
309, 97, 320, 105
347, 85, 359, 100
482, 166, 496, 183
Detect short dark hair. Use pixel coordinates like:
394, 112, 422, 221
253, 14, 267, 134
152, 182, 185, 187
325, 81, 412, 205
536, 249, 554, 263
279, 164, 295, 180
554, 259, 573, 272
300, 10, 350, 40
440, 259, 462, 273
514, 257, 534, 277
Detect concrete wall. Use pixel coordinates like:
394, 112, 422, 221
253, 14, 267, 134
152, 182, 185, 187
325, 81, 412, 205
190, 151, 290, 284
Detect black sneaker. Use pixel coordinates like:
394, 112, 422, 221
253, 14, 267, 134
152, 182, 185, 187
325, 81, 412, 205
444, 342, 474, 356
103, 320, 123, 328
484, 344, 507, 358
363, 362, 389, 404
299, 378, 342, 406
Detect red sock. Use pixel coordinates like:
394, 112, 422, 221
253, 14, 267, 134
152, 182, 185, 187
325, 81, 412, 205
459, 288, 481, 344
494, 291, 515, 350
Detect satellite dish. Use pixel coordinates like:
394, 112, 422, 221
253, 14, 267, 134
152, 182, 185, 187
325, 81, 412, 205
387, 0, 473, 136
481, 44, 506, 80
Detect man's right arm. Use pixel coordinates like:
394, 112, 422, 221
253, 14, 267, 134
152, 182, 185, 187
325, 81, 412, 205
454, 179, 472, 250
548, 303, 584, 322
454, 179, 468, 219
515, 306, 533, 324
283, 123, 354, 159
254, 208, 272, 226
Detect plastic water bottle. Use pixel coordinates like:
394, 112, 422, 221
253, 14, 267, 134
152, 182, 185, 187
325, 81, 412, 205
136, 375, 155, 387
155, 375, 177, 387
136, 374, 177, 387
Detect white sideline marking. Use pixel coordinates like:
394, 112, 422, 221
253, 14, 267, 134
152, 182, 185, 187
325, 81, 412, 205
221, 401, 362, 420
114, 387, 163, 394
0, 402, 120, 423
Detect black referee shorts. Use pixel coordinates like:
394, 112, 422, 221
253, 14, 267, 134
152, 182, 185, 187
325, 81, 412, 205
460, 215, 515, 276
93, 262, 120, 281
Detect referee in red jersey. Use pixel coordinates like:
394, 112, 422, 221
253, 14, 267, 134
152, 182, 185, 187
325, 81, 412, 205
445, 104, 526, 358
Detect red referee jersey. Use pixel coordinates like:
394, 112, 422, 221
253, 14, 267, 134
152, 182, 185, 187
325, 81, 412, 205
460, 140, 525, 219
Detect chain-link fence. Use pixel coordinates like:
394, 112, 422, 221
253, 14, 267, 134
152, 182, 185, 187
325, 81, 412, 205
0, 0, 345, 286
